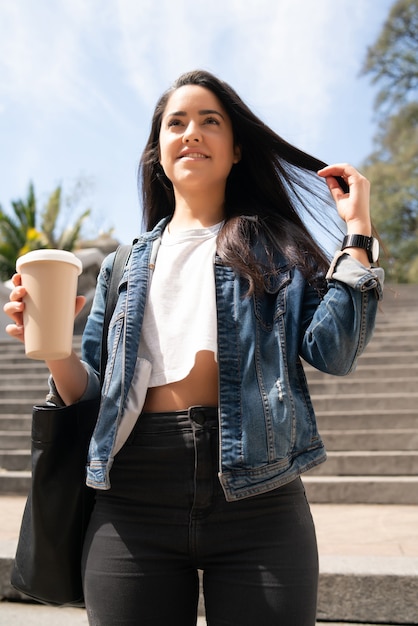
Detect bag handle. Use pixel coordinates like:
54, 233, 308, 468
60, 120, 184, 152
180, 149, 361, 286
100, 244, 132, 383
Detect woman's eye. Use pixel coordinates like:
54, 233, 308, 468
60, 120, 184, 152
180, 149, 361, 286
167, 119, 182, 127
204, 117, 220, 125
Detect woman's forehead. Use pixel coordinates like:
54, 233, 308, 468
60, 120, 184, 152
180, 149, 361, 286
163, 84, 226, 116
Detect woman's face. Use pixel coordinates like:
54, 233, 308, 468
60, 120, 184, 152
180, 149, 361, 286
158, 84, 241, 197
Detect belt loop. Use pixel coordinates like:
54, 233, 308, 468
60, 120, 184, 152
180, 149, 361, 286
190, 406, 206, 425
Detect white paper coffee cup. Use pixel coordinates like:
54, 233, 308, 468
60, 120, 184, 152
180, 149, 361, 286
16, 249, 83, 360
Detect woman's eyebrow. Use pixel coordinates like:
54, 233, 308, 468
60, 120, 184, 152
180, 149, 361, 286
199, 109, 224, 118
166, 109, 225, 119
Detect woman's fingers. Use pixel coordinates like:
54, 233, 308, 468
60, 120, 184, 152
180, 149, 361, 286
317, 163, 371, 231
4, 322, 25, 343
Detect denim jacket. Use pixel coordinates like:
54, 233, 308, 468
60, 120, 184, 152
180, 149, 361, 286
50, 218, 384, 501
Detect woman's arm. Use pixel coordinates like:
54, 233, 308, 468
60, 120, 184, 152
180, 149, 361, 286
299, 164, 384, 374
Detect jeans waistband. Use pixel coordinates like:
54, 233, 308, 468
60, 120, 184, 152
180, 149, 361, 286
135, 405, 218, 432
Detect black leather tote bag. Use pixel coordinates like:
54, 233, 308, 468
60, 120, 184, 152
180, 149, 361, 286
11, 398, 99, 606
10, 244, 131, 606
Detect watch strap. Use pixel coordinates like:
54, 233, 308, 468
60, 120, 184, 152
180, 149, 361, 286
341, 234, 377, 263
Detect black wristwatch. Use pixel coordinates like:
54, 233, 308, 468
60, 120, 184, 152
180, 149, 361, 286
341, 234, 379, 264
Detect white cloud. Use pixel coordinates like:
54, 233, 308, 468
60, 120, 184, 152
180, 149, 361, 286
0, 4, 79, 111
0, 0, 383, 132
0, 0, 123, 121
110, 0, 378, 149
0, 0, 393, 244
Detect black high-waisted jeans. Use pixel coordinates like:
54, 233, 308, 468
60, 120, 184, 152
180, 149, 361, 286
82, 407, 318, 626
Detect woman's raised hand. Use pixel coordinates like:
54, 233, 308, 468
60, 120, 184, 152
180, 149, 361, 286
317, 163, 371, 236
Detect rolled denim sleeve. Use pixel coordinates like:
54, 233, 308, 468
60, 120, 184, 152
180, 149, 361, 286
46, 362, 100, 406
300, 253, 384, 376
326, 251, 384, 299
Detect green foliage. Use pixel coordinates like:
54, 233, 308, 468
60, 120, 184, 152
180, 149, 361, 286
361, 0, 418, 282
361, 0, 418, 114
39, 185, 91, 250
0, 183, 44, 280
0, 182, 90, 282
362, 105, 418, 281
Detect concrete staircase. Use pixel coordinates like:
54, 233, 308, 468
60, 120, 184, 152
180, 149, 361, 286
0, 285, 417, 624
0, 339, 82, 494
303, 283, 418, 505
0, 285, 417, 502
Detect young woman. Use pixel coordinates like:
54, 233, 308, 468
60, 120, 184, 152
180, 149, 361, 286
5, 70, 384, 626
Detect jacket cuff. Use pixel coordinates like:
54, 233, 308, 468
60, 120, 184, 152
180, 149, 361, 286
326, 251, 384, 300
46, 361, 100, 406
46, 375, 65, 406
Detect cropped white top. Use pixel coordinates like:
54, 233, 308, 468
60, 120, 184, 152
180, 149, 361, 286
138, 222, 221, 387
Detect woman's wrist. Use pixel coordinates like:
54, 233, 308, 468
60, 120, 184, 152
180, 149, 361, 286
345, 219, 372, 237
341, 247, 370, 266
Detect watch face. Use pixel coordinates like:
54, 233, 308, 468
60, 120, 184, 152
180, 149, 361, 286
371, 238, 379, 263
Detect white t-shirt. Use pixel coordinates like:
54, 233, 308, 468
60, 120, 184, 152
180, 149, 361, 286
138, 222, 221, 387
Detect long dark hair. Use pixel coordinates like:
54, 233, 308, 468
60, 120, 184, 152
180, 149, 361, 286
139, 69, 344, 294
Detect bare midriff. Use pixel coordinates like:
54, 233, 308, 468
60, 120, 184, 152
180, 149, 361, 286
142, 350, 219, 413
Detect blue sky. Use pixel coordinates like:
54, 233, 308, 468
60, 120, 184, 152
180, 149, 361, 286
1, 0, 394, 245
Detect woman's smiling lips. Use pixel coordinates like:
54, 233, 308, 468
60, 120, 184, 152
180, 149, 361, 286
177, 149, 209, 160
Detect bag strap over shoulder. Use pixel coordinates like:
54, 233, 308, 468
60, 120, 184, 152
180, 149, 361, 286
100, 244, 132, 382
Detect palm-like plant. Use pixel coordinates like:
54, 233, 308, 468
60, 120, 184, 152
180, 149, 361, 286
0, 183, 46, 280
0, 182, 91, 281
40, 186, 90, 251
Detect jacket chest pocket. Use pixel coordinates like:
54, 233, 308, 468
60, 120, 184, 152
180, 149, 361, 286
253, 270, 291, 331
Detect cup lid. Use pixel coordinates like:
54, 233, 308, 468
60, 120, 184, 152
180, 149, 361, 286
16, 249, 83, 275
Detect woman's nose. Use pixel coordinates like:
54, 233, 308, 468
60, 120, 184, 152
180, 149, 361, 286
183, 122, 201, 143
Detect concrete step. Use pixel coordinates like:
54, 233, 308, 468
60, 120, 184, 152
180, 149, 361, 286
356, 339, 418, 351
321, 428, 418, 451
373, 331, 418, 343
0, 432, 30, 449
0, 450, 31, 471
0, 470, 31, 494
316, 409, 418, 430
374, 322, 418, 330
312, 392, 418, 412
0, 373, 49, 386
0, 571, 414, 626
317, 555, 418, 624
0, 416, 31, 430
305, 362, 418, 381
376, 311, 418, 321
375, 316, 418, 327
0, 354, 47, 366
308, 377, 418, 395
0, 400, 42, 415
303, 475, 418, 504
356, 351, 418, 365
0, 361, 49, 371
367, 326, 418, 335
0, 386, 49, 400
309, 451, 418, 476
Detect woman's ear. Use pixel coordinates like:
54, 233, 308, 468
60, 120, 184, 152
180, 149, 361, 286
233, 144, 242, 164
